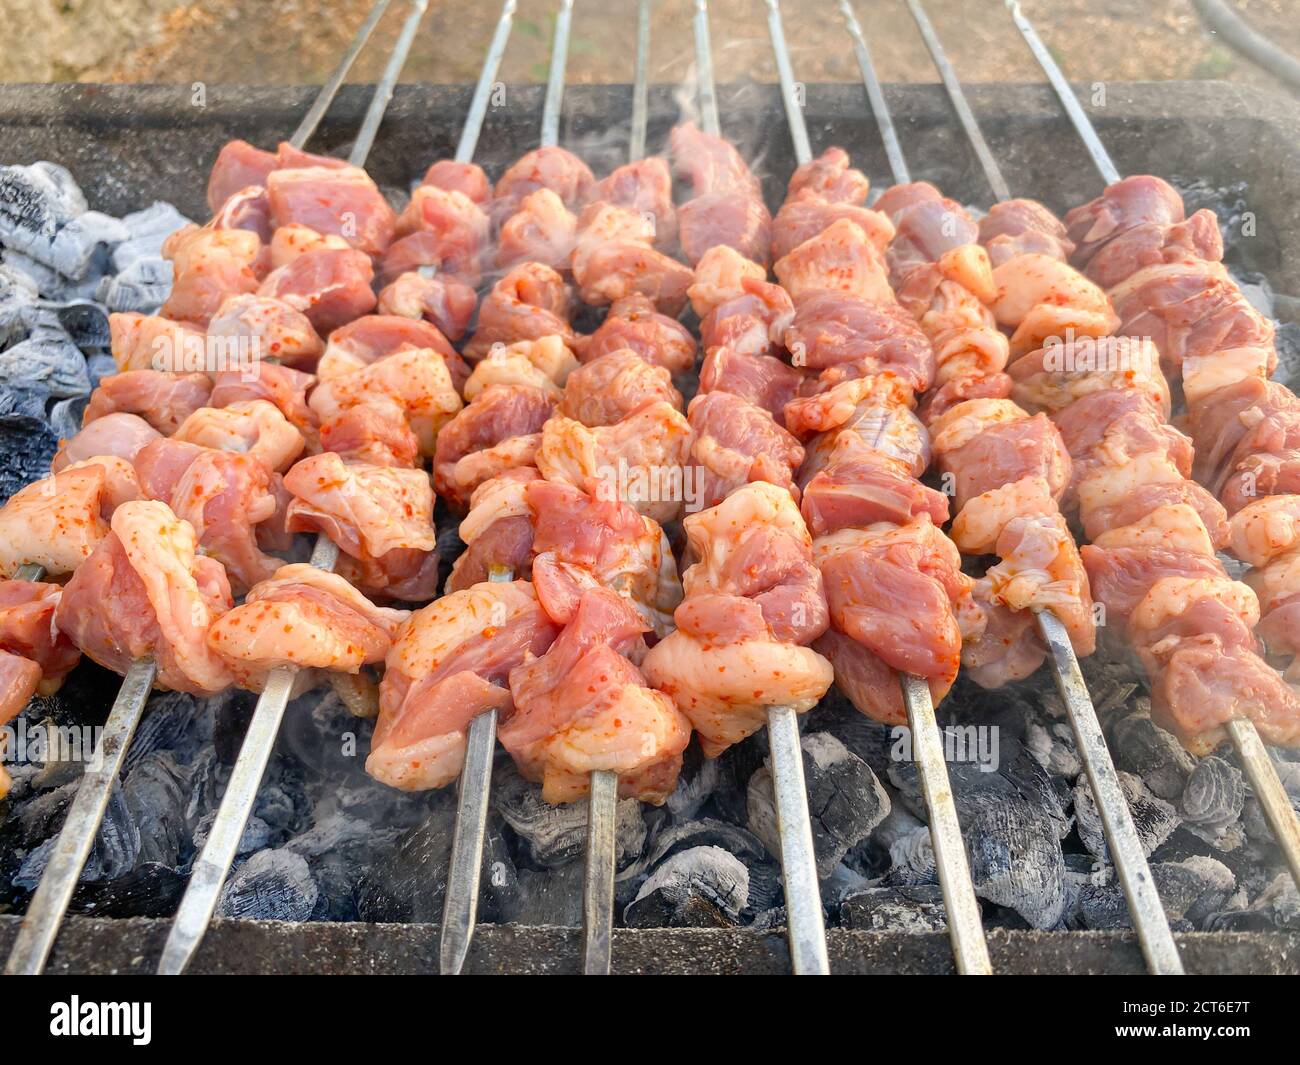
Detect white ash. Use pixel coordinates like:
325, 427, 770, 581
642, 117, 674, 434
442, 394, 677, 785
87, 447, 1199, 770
840, 885, 951, 934
1073, 771, 1180, 863
624, 846, 749, 928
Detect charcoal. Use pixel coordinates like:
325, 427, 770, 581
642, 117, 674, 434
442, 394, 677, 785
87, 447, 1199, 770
0, 269, 37, 346
499, 861, 584, 927
86, 353, 117, 388
1178, 755, 1245, 848
624, 846, 749, 928
45, 211, 128, 281
192, 811, 273, 860
840, 884, 951, 933
1025, 718, 1081, 781
709, 732, 769, 824
0, 386, 56, 502
0, 162, 88, 264
747, 732, 889, 878
48, 396, 85, 442
0, 327, 92, 397
218, 848, 318, 922
1110, 711, 1195, 801
97, 256, 173, 313
885, 825, 939, 887
820, 861, 871, 911
1206, 872, 1300, 932
112, 201, 190, 270
617, 816, 781, 914
122, 751, 190, 868
891, 738, 1069, 928
1075, 855, 1236, 931
492, 762, 646, 868
1074, 771, 1179, 862
811, 688, 898, 775
354, 796, 514, 923
13, 782, 139, 889
664, 743, 719, 822
1274, 320, 1300, 393
50, 299, 111, 352
287, 812, 404, 922
123, 691, 214, 774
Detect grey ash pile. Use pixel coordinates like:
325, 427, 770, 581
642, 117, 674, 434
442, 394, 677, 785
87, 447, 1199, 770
0, 160, 189, 500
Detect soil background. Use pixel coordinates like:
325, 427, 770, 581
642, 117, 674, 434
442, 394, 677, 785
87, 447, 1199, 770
3, 0, 1298, 94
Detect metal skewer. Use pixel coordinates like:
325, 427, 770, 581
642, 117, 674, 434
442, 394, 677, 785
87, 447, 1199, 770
155, 0, 430, 977
899, 0, 1183, 975
839, 0, 909, 186
694, 0, 828, 976
575, 0, 637, 978
1006, 0, 1300, 896
767, 0, 988, 977
1, 0, 400, 980
441, 0, 572, 977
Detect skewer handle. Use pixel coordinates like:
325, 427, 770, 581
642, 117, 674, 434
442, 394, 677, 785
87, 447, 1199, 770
582, 768, 618, 974
540, 0, 576, 149
289, 0, 395, 150
765, 0, 811, 167
348, 0, 431, 167
1227, 719, 1300, 892
455, 0, 518, 163
692, 0, 721, 137
904, 0, 1011, 202
4, 656, 157, 975
900, 674, 991, 974
1037, 610, 1184, 974
1004, 0, 1121, 185
838, 0, 910, 186
766, 704, 830, 974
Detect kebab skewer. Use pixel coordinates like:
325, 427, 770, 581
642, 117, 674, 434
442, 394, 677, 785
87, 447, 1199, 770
760, 0, 990, 976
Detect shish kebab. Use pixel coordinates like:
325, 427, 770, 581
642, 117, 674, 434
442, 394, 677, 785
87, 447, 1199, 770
156, 0, 434, 975
378, 0, 699, 975
763, 0, 990, 976
838, 0, 1185, 974
663, 0, 831, 976
1004, 0, 1300, 888
1, 0, 403, 978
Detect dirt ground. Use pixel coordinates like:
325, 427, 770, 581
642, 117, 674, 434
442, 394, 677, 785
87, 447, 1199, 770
3, 0, 1299, 94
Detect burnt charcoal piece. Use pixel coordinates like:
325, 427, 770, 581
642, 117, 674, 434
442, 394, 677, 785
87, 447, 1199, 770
1179, 755, 1245, 850
1076, 855, 1236, 931
0, 162, 88, 265
354, 796, 515, 924
1110, 711, 1196, 801
811, 688, 899, 776
51, 298, 111, 352
624, 846, 749, 928
499, 861, 584, 928
14, 782, 139, 890
1205, 872, 1300, 932
192, 811, 273, 860
87, 353, 117, 388
44, 210, 128, 280
48, 396, 86, 442
664, 743, 720, 822
891, 739, 1069, 929
1025, 718, 1081, 781
839, 884, 952, 933
124, 691, 214, 774
97, 256, 173, 314
492, 762, 647, 868
1074, 771, 1179, 862
0, 384, 57, 502
113, 202, 190, 268
218, 848, 318, 922
0, 268, 37, 346
122, 751, 190, 868
287, 812, 404, 923
747, 732, 890, 879
884, 825, 939, 888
